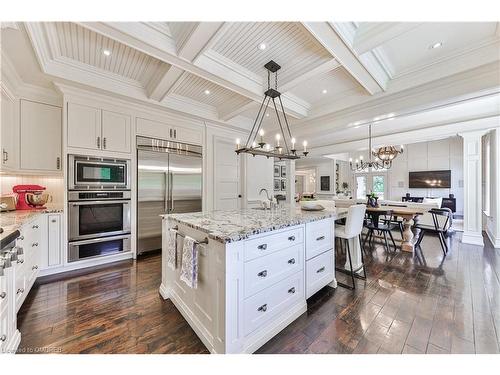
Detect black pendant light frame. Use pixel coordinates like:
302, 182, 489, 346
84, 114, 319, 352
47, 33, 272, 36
235, 60, 306, 160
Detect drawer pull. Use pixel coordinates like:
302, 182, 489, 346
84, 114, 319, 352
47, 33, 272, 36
32, 265, 39, 270
18, 236, 24, 241
288, 258, 296, 265
288, 287, 296, 294
316, 236, 325, 241
16, 288, 24, 295
257, 244, 267, 250
257, 304, 268, 312
288, 235, 296, 241
32, 225, 39, 229
257, 270, 267, 278
0, 334, 6, 342
0, 292, 6, 299
17, 259, 24, 264
316, 266, 326, 273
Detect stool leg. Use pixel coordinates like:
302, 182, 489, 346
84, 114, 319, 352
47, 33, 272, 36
359, 235, 367, 280
346, 239, 355, 289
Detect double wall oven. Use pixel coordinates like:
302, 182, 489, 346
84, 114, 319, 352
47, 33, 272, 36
67, 155, 131, 263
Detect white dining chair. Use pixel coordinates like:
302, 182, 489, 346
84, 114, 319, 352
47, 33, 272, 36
335, 204, 367, 290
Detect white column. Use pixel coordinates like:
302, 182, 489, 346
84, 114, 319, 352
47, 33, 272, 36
285, 159, 296, 204
459, 130, 489, 246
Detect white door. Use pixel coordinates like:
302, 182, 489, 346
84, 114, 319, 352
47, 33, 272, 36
101, 110, 131, 153
20, 100, 62, 171
67, 103, 102, 150
214, 138, 241, 210
355, 173, 388, 200
1, 87, 18, 169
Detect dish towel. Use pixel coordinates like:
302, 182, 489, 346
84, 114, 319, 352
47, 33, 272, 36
180, 235, 198, 289
166, 228, 178, 270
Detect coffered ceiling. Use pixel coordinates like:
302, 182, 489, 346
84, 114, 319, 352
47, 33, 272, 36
2, 21, 500, 151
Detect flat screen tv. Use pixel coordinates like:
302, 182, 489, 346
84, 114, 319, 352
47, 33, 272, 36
409, 170, 451, 188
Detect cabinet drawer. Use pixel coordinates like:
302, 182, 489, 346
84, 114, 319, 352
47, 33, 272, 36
244, 227, 303, 262
244, 243, 303, 298
14, 263, 26, 312
306, 250, 334, 298
305, 218, 333, 260
0, 307, 8, 353
244, 271, 304, 336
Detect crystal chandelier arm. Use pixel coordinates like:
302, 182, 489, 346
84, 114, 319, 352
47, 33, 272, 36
272, 98, 290, 154
244, 94, 269, 148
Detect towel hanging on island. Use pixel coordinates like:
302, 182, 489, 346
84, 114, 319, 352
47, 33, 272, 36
180, 235, 199, 289
166, 228, 178, 270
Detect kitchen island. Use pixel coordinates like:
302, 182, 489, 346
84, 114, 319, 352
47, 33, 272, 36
160, 206, 346, 354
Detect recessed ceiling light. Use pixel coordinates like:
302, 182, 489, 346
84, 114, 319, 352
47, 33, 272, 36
429, 42, 443, 49
204, 89, 210, 95
266, 113, 270, 117
322, 89, 328, 94
258, 43, 267, 50
103, 49, 111, 56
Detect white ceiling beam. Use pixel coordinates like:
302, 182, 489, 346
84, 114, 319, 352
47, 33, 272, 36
353, 23, 422, 55
279, 59, 341, 92
218, 99, 255, 121
302, 22, 383, 95
79, 22, 308, 119
146, 65, 184, 101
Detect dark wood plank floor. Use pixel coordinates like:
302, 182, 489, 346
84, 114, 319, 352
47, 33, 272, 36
18, 232, 500, 354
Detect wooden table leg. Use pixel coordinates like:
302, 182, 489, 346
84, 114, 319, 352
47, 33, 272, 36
401, 215, 415, 252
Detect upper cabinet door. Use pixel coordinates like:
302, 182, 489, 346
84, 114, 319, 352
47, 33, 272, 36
101, 110, 131, 153
20, 100, 62, 171
173, 126, 203, 145
1, 87, 18, 169
67, 103, 102, 150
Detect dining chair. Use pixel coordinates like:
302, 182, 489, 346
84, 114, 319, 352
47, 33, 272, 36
362, 208, 398, 252
335, 204, 367, 290
414, 208, 452, 256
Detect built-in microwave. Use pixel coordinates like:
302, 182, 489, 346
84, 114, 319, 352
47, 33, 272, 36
68, 155, 130, 190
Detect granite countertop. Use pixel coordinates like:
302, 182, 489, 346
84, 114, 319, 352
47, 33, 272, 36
0, 204, 64, 245
163, 205, 347, 243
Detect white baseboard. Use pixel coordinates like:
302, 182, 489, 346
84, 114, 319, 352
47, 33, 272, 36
158, 283, 170, 300
461, 231, 485, 247
486, 228, 500, 248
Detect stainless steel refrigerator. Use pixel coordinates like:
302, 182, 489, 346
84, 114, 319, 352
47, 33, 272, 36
136, 136, 202, 254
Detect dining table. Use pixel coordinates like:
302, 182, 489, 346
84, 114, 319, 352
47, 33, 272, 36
365, 205, 428, 252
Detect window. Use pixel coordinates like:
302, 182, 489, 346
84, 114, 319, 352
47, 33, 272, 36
356, 175, 367, 199
372, 175, 385, 200
354, 173, 387, 200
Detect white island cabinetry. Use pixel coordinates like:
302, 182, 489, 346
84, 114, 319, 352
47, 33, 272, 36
160, 207, 341, 354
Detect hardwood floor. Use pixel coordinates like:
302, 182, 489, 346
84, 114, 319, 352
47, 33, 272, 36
17, 232, 500, 354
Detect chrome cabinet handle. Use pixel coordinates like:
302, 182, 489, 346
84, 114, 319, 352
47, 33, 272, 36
56, 156, 61, 170
32, 265, 39, 270
17, 259, 24, 264
288, 258, 296, 264
0, 292, 6, 299
0, 334, 6, 342
257, 244, 267, 250
316, 266, 326, 273
32, 225, 39, 229
174, 129, 177, 138
16, 288, 24, 295
257, 304, 267, 312
97, 136, 101, 148
257, 270, 267, 278
2, 148, 8, 162
32, 242, 39, 247
103, 137, 107, 149
288, 287, 296, 294
51, 219, 57, 223
18, 236, 24, 241
169, 129, 173, 138
288, 235, 295, 241
316, 236, 325, 241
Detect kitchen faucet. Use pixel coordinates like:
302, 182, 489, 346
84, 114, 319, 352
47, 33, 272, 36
259, 188, 275, 209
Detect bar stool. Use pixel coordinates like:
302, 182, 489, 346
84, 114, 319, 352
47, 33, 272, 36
335, 204, 367, 290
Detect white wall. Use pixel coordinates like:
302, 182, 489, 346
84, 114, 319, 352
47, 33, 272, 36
347, 136, 464, 214
484, 129, 500, 247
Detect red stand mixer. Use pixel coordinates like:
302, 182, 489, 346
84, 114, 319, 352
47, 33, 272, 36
13, 185, 50, 210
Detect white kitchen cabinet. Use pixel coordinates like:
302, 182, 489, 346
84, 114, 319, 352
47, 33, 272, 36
46, 214, 62, 268
136, 117, 202, 145
1, 86, 18, 170
20, 100, 62, 172
101, 110, 131, 153
67, 102, 102, 150
67, 103, 131, 154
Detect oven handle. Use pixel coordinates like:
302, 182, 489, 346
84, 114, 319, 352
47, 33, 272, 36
70, 200, 131, 206
69, 234, 131, 246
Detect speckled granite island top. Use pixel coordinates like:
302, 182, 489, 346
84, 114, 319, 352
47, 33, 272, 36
163, 206, 347, 243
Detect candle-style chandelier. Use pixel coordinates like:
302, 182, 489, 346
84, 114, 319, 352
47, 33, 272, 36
235, 60, 308, 160
350, 123, 403, 171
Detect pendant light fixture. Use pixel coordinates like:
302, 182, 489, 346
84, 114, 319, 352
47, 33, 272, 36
235, 60, 307, 160
350, 123, 403, 171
